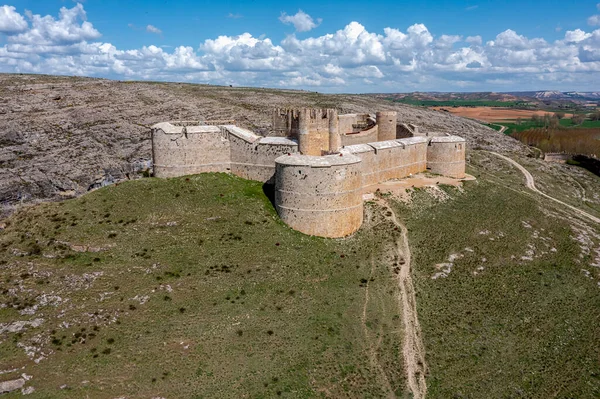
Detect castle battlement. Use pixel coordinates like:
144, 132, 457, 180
152, 108, 466, 238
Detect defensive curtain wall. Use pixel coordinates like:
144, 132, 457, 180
152, 109, 466, 238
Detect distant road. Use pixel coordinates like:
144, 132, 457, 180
489, 152, 600, 224
492, 124, 507, 134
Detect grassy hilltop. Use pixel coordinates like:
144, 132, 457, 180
1, 174, 406, 398
1, 155, 599, 397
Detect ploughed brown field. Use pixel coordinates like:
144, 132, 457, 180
431, 106, 572, 122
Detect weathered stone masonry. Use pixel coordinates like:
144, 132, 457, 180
152, 109, 467, 238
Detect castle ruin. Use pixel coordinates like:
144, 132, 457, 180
151, 109, 466, 238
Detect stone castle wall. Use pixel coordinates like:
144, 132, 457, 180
152, 122, 230, 178
426, 136, 466, 178
338, 114, 372, 134
297, 108, 331, 156
224, 126, 298, 184
396, 123, 419, 138
152, 110, 467, 238
340, 125, 379, 147
343, 137, 428, 189
376, 111, 397, 141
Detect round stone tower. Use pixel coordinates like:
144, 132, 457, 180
376, 111, 397, 142
328, 109, 341, 153
426, 136, 466, 178
274, 153, 363, 238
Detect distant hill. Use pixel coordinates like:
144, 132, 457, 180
372, 91, 600, 109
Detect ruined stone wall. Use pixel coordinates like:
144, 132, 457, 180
341, 125, 379, 147
272, 109, 300, 137
274, 153, 363, 238
338, 114, 372, 134
396, 123, 419, 138
343, 137, 428, 188
152, 122, 231, 178
225, 125, 298, 183
544, 153, 571, 163
426, 136, 466, 178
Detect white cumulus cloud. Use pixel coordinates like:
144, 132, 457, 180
1, 3, 600, 92
0, 5, 28, 33
564, 29, 592, 43
279, 10, 321, 32
8, 3, 100, 45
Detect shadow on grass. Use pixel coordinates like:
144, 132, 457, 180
262, 183, 276, 210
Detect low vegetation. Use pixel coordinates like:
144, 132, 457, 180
1, 156, 599, 398
0, 174, 405, 397
392, 153, 600, 398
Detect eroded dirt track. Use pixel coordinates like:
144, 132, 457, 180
379, 200, 428, 399
489, 152, 600, 224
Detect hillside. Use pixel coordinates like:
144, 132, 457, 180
1, 74, 600, 398
0, 74, 522, 217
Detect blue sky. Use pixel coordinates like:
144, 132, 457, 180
1, 0, 600, 92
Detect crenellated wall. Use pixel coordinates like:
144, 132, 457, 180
151, 109, 467, 238
297, 108, 332, 156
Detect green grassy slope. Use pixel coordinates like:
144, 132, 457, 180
1, 157, 600, 398
393, 154, 600, 398
0, 174, 404, 398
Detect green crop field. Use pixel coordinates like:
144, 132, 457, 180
489, 118, 600, 135
559, 118, 600, 128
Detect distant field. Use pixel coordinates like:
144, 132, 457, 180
433, 106, 573, 122
390, 98, 524, 107
559, 118, 600, 128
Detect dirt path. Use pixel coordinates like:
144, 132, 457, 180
495, 124, 507, 134
489, 152, 600, 224
379, 200, 428, 399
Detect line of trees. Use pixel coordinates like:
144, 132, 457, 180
520, 111, 600, 127
512, 127, 600, 158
